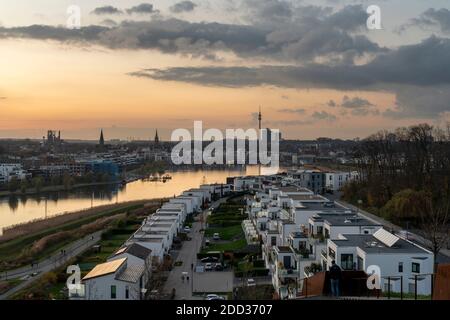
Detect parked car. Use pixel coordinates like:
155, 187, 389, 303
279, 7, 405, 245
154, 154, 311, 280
201, 256, 219, 263
205, 294, 225, 300
214, 263, 224, 271
247, 278, 256, 287
184, 226, 191, 233
213, 233, 220, 240
205, 263, 213, 271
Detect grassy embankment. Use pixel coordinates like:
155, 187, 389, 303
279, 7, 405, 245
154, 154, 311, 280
9, 213, 147, 300
0, 200, 158, 272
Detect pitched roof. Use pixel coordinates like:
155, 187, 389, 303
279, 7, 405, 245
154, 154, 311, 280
83, 257, 126, 281
115, 264, 145, 283
117, 243, 152, 260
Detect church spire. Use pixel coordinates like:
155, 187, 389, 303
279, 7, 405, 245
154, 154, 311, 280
154, 129, 159, 144
99, 129, 104, 146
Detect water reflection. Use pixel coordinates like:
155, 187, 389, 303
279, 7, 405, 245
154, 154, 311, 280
0, 168, 258, 229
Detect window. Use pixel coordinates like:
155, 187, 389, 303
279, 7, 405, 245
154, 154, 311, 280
110, 285, 117, 299
271, 237, 277, 246
412, 262, 420, 273
398, 262, 403, 273
317, 226, 323, 234
125, 286, 129, 299
341, 254, 354, 270
357, 256, 364, 271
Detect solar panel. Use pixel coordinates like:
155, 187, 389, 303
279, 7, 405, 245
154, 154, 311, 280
373, 228, 399, 247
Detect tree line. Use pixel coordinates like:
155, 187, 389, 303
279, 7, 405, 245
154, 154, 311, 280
343, 123, 450, 256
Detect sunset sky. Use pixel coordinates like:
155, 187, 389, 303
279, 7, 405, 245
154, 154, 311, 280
1, 0, 450, 140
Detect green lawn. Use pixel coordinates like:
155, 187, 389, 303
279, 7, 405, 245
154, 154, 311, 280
204, 238, 247, 252
205, 225, 244, 240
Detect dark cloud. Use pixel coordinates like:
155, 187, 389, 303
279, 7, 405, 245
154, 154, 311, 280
401, 8, 450, 33
278, 108, 306, 114
327, 100, 337, 107
126, 3, 158, 15
170, 1, 197, 13
266, 119, 313, 127
0, 5, 383, 64
100, 19, 118, 27
91, 6, 123, 15
311, 111, 337, 122
129, 36, 450, 119
341, 96, 373, 109
383, 85, 450, 119
341, 96, 377, 116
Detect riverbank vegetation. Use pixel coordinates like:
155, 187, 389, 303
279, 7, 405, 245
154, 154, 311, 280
0, 200, 159, 272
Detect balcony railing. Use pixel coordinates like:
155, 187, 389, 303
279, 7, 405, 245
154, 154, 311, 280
278, 267, 300, 278
321, 249, 327, 259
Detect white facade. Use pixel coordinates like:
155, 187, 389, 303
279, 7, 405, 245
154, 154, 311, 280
0, 164, 29, 183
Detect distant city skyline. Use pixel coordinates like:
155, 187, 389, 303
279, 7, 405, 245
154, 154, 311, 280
1, 0, 450, 140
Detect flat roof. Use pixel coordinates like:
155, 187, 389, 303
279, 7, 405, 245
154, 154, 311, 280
132, 237, 164, 243
275, 246, 294, 253
289, 194, 326, 201
290, 231, 308, 238
83, 257, 126, 281
331, 234, 430, 254
322, 214, 380, 227
280, 186, 312, 193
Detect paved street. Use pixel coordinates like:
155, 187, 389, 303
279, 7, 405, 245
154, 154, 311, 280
162, 197, 228, 300
0, 231, 102, 299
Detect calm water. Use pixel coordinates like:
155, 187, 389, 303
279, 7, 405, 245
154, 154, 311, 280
0, 167, 260, 230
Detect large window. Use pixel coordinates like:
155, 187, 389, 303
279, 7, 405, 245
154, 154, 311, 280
111, 285, 117, 299
412, 262, 420, 273
340, 254, 354, 270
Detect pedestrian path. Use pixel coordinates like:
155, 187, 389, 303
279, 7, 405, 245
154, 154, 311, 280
0, 231, 102, 299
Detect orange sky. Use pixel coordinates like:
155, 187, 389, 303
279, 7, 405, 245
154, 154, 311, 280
1, 39, 422, 140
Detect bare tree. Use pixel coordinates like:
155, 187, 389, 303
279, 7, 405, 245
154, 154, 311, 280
418, 199, 450, 260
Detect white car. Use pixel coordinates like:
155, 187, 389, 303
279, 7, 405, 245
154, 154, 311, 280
247, 278, 256, 287
213, 233, 220, 240
205, 263, 213, 271
184, 226, 191, 233
206, 294, 225, 300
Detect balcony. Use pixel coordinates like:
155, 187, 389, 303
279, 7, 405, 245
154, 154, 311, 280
321, 249, 327, 260
277, 266, 300, 278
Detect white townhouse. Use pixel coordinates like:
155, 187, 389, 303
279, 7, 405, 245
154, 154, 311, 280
177, 195, 201, 213
127, 235, 166, 263
82, 257, 146, 300
325, 171, 355, 192
160, 203, 187, 221
108, 243, 152, 287
324, 229, 434, 295
184, 188, 211, 203
169, 197, 195, 215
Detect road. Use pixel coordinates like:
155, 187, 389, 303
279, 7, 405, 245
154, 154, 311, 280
0, 231, 102, 299
328, 192, 450, 261
162, 197, 228, 300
